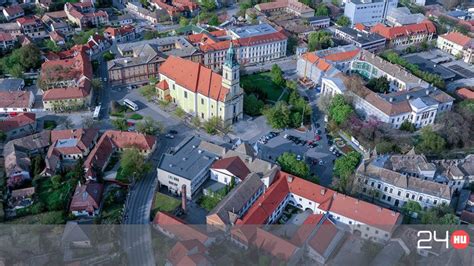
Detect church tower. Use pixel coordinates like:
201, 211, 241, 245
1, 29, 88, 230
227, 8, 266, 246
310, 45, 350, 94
222, 42, 240, 97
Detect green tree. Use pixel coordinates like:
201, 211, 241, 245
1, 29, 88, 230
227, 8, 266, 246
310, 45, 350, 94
333, 151, 361, 179
421, 203, 459, 224
112, 118, 128, 131
399, 120, 416, 132
45, 39, 61, 52
208, 14, 220, 26
243, 94, 264, 116
307, 31, 334, 52
270, 64, 285, 87
0, 131, 6, 142
51, 175, 62, 189
179, 16, 189, 27
103, 51, 115, 61
263, 101, 291, 129
402, 200, 422, 218
143, 31, 159, 40
120, 148, 152, 182
19, 44, 42, 70
139, 84, 156, 101
314, 4, 330, 16
366, 76, 390, 93
203, 116, 221, 135
277, 152, 310, 179
416, 126, 446, 155
191, 116, 201, 128
201, 0, 217, 11
286, 80, 297, 90
91, 78, 103, 92
31, 155, 44, 177
328, 95, 353, 125
135, 116, 162, 135
336, 15, 351, 27
375, 141, 400, 154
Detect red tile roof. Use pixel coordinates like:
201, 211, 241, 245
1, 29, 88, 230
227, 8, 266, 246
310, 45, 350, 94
168, 240, 207, 266
0, 113, 35, 132
153, 212, 210, 244
323, 48, 361, 62
354, 23, 366, 31
370, 20, 436, 40
308, 218, 339, 255
253, 227, 298, 261
16, 16, 41, 26
104, 25, 135, 38
159, 56, 229, 102
441, 32, 472, 48
301, 53, 332, 72
84, 130, 156, 176
237, 171, 401, 232
69, 182, 103, 213
211, 156, 250, 180
0, 91, 32, 109
199, 30, 287, 53
42, 86, 90, 101
4, 5, 24, 16
456, 88, 474, 99
156, 79, 169, 90
290, 214, 324, 246
0, 32, 15, 42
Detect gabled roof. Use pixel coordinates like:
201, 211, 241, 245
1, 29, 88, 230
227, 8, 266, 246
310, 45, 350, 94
159, 56, 229, 102
370, 20, 436, 40
253, 227, 299, 261
69, 182, 103, 213
0, 113, 35, 132
168, 240, 208, 266
440, 32, 473, 48
211, 156, 250, 180
156, 79, 169, 90
153, 212, 210, 244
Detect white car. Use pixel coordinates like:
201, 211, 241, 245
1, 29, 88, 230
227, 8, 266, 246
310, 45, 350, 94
329, 146, 335, 152
296, 155, 302, 161
284, 134, 289, 139
319, 160, 324, 165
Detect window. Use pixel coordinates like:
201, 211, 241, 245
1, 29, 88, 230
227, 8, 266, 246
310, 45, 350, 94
406, 193, 409, 198
397, 191, 401, 196
433, 200, 437, 205
377, 184, 381, 189
184, 91, 188, 98
390, 188, 393, 193
384, 187, 388, 192
411, 194, 415, 200
201, 98, 204, 105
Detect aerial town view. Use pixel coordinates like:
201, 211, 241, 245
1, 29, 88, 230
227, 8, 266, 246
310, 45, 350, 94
0, 0, 473, 264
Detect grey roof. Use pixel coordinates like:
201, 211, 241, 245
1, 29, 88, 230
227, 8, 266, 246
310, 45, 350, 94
379, 87, 454, 105
158, 136, 220, 180
358, 50, 429, 86
0, 78, 24, 92
117, 36, 192, 55
164, 47, 199, 58
229, 23, 277, 39
335, 27, 386, 45
387, 7, 426, 25
402, 54, 457, 81
208, 173, 264, 224
359, 157, 452, 200
307, 16, 330, 22
107, 44, 167, 70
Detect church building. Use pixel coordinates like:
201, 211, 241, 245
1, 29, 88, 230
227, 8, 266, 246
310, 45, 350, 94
156, 44, 244, 126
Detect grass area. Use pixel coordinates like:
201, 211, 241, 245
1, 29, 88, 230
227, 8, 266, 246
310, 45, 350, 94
43, 120, 57, 130
128, 113, 143, 120
110, 112, 125, 118
151, 192, 180, 217
100, 187, 127, 224
241, 72, 285, 102
198, 187, 228, 211
174, 107, 186, 118
6, 211, 65, 224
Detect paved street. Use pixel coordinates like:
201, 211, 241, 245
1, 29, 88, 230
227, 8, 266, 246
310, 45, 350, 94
242, 56, 297, 75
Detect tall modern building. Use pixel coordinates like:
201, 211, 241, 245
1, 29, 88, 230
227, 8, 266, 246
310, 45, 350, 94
344, 0, 398, 26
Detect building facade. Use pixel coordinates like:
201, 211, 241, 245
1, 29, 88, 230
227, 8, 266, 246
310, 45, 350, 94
344, 0, 398, 26
437, 32, 474, 64
370, 20, 436, 49
157, 45, 244, 126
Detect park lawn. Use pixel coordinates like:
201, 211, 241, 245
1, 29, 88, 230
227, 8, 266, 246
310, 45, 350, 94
115, 167, 130, 184
151, 192, 180, 217
7, 211, 65, 224
37, 177, 75, 211
241, 72, 285, 102
43, 120, 57, 130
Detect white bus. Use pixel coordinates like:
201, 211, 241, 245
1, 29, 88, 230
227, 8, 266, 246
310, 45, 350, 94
93, 105, 101, 120
123, 99, 139, 111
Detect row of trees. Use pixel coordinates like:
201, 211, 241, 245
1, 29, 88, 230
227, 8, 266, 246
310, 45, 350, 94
112, 116, 162, 135
381, 51, 445, 89
263, 91, 311, 129
402, 201, 459, 224
0, 44, 42, 78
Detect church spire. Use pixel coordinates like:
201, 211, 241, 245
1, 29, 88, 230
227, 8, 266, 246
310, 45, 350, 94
224, 42, 239, 68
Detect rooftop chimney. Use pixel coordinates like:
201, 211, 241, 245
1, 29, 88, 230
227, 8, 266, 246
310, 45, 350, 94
406, 95, 411, 100
389, 97, 394, 102
181, 184, 187, 213
320, 188, 326, 195
287, 175, 293, 183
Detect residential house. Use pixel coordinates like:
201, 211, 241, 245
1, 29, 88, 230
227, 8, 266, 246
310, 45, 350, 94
344, 0, 398, 26
44, 128, 99, 175
126, 1, 169, 24
83, 130, 157, 179
64, 1, 109, 29
69, 182, 103, 217
0, 78, 25, 91
356, 154, 452, 210
3, 131, 51, 188
206, 173, 265, 231
333, 26, 386, 52
104, 25, 137, 43
40, 45, 94, 111
255, 0, 315, 18
0, 32, 16, 51
150, 0, 199, 19
36, 0, 53, 11
8, 187, 35, 210
109, 14, 134, 27
3, 5, 24, 21
437, 32, 473, 64
49, 30, 66, 46
0, 22, 22, 37
153, 212, 215, 246
432, 155, 474, 190
370, 20, 436, 49
188, 24, 287, 71
321, 74, 453, 129
157, 136, 226, 199
84, 33, 111, 57
0, 91, 35, 113
16, 16, 47, 39
157, 46, 244, 126
209, 156, 250, 185
307, 16, 331, 29
0, 113, 36, 141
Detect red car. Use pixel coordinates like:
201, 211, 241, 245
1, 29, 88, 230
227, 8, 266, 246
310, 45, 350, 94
314, 135, 321, 141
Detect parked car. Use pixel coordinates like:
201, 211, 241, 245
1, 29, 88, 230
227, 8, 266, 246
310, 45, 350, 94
169, 129, 178, 134
165, 133, 175, 139
314, 135, 321, 141
296, 155, 302, 161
